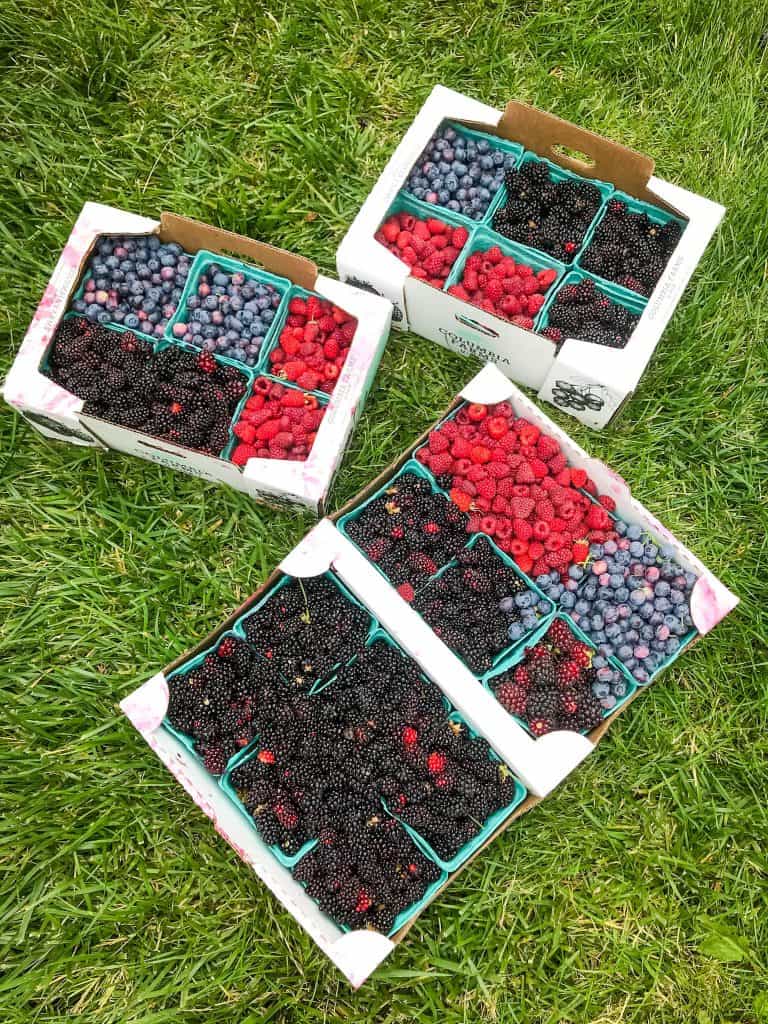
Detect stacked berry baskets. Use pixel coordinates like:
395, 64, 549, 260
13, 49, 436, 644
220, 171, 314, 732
43, 238, 359, 465
122, 365, 736, 986
376, 120, 684, 350
161, 572, 526, 936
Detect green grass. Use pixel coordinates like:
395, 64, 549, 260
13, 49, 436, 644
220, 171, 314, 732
1, 1, 767, 1020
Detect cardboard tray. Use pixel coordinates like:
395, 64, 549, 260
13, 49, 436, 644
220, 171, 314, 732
3, 203, 393, 512
120, 364, 737, 986
336, 85, 725, 428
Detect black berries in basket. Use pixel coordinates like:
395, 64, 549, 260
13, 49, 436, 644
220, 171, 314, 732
345, 471, 469, 599
241, 576, 372, 690
412, 537, 548, 674
580, 198, 684, 295
541, 277, 640, 349
46, 316, 246, 455
492, 159, 602, 263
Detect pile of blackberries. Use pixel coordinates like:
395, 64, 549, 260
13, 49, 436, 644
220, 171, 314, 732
492, 160, 602, 263
580, 198, 684, 295
174, 261, 283, 367
166, 635, 279, 774
405, 123, 518, 219
397, 717, 517, 861
542, 278, 640, 349
240, 575, 372, 690
71, 235, 192, 337
293, 818, 441, 933
492, 619, 614, 735
412, 538, 550, 674
345, 471, 469, 598
46, 317, 246, 455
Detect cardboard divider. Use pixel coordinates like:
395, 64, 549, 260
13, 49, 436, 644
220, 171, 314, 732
281, 518, 594, 799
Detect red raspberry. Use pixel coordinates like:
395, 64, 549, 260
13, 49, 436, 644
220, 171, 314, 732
452, 226, 469, 248
231, 443, 258, 466
535, 499, 555, 522
599, 494, 617, 511
548, 453, 567, 474
422, 251, 446, 278
570, 468, 588, 488
476, 478, 496, 500
428, 451, 453, 476
508, 496, 535, 519
234, 421, 256, 444
484, 278, 504, 303
537, 434, 560, 461
467, 403, 487, 422
512, 518, 533, 541
471, 445, 492, 465
450, 488, 473, 512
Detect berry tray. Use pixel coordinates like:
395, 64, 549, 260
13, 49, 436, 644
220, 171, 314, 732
5, 202, 392, 512
337, 85, 725, 427
386, 713, 528, 873
536, 268, 648, 352
121, 365, 737, 988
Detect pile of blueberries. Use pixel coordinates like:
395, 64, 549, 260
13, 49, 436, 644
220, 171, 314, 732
172, 262, 284, 368
71, 236, 192, 337
405, 123, 518, 220
536, 521, 697, 684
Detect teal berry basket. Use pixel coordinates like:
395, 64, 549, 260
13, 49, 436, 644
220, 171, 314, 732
167, 249, 292, 373
254, 284, 348, 397
219, 744, 319, 868
220, 374, 329, 464
233, 570, 378, 691
577, 190, 688, 297
482, 612, 637, 736
68, 244, 195, 339
442, 224, 566, 321
561, 509, 699, 687
162, 630, 268, 772
290, 838, 449, 938
413, 531, 557, 677
536, 268, 648, 349
385, 712, 527, 874
337, 459, 457, 589
489, 151, 614, 266
401, 120, 523, 228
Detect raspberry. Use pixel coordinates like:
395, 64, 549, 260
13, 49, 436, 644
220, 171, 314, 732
599, 494, 617, 511
452, 226, 469, 248
570, 468, 588, 488
467, 403, 487, 422
428, 430, 451, 454
231, 443, 258, 466
508, 497, 535, 519
428, 451, 453, 476
450, 488, 473, 513
512, 518, 533, 541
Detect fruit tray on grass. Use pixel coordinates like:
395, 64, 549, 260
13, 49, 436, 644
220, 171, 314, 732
4, 202, 392, 511
337, 85, 725, 428
122, 363, 736, 987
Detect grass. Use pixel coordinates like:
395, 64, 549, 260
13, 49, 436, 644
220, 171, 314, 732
1, 0, 767, 1020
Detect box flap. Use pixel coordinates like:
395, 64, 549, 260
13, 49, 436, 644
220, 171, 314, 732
160, 213, 318, 290
492, 101, 657, 203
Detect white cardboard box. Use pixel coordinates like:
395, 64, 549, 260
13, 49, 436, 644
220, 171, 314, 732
336, 86, 724, 428
121, 364, 737, 987
3, 202, 393, 512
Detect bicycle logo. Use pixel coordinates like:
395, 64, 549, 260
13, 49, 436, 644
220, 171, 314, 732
550, 380, 606, 412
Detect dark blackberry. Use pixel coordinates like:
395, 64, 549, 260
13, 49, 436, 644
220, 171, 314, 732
581, 202, 685, 294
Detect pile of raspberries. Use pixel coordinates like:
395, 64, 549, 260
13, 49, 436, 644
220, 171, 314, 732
230, 378, 326, 465
412, 538, 548, 674
415, 400, 617, 578
492, 159, 603, 263
46, 316, 245, 456
375, 212, 469, 288
541, 277, 640, 349
580, 197, 684, 296
266, 293, 357, 394
492, 618, 612, 735
344, 470, 469, 599
447, 245, 558, 328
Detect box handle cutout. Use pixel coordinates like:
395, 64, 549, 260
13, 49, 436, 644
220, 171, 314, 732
136, 438, 188, 458
496, 101, 655, 197
455, 313, 500, 339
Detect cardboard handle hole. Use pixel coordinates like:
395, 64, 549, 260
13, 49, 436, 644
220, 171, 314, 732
551, 143, 596, 170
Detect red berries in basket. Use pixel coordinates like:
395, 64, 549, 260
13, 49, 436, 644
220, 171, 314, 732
447, 245, 558, 328
230, 377, 325, 465
376, 212, 469, 288
268, 294, 357, 394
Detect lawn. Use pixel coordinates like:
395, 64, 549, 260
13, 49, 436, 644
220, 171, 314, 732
1, 1, 767, 1021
